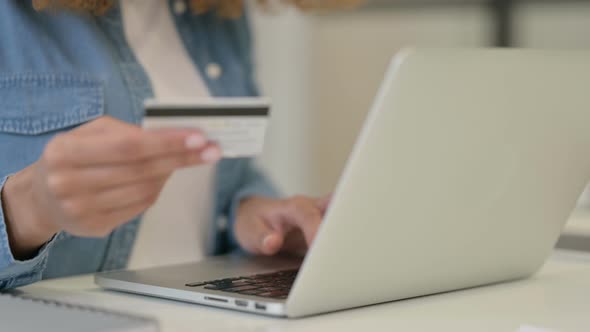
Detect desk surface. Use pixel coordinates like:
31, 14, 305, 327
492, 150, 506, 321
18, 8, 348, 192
20, 250, 590, 332
564, 208, 590, 237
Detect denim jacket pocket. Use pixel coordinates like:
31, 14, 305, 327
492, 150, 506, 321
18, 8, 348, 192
0, 73, 104, 135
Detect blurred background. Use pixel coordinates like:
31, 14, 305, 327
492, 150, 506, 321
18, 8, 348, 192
251, 0, 590, 248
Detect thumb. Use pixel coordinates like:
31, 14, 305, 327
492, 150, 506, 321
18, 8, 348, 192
240, 216, 286, 256
260, 231, 285, 256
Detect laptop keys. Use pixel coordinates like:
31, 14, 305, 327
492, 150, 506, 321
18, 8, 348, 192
185, 269, 299, 299
185, 281, 208, 287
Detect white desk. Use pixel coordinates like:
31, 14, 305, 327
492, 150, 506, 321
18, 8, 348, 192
559, 208, 590, 251
564, 208, 590, 238
18, 250, 590, 332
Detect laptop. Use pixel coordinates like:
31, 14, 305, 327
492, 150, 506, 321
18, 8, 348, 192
0, 291, 158, 332
95, 48, 590, 318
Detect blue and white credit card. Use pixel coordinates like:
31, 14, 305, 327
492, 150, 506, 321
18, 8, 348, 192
143, 98, 271, 158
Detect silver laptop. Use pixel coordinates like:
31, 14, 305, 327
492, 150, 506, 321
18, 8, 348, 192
95, 48, 590, 318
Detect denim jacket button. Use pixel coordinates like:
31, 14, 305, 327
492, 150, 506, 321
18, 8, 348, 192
206, 62, 223, 80
173, 0, 187, 15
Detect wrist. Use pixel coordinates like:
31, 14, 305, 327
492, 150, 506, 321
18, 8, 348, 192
2, 166, 59, 259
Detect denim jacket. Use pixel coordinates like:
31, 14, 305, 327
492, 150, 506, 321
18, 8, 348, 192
0, 1, 278, 289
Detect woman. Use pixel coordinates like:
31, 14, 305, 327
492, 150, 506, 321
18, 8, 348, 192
0, 0, 357, 289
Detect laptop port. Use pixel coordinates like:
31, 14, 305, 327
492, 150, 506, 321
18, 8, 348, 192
255, 303, 267, 311
204, 296, 228, 303
235, 300, 248, 307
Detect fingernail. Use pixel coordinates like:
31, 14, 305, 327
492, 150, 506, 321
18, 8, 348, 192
262, 235, 273, 249
201, 146, 222, 162
185, 134, 206, 149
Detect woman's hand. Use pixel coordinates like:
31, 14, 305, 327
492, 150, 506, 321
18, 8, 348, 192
2, 116, 221, 259
234, 195, 331, 256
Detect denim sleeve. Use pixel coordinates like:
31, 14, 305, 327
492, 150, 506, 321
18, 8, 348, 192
0, 176, 57, 289
226, 159, 281, 250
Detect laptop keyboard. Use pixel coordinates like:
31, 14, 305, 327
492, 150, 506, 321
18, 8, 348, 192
185, 269, 298, 299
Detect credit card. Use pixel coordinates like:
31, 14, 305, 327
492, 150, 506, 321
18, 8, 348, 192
143, 98, 270, 158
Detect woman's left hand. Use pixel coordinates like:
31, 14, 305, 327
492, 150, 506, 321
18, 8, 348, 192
234, 195, 331, 256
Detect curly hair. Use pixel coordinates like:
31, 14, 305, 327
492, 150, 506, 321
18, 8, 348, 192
32, 0, 364, 17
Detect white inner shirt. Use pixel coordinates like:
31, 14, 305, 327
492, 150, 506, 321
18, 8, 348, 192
122, 0, 214, 269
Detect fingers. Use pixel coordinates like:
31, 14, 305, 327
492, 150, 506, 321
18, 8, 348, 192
46, 120, 213, 168
61, 177, 168, 218
237, 210, 286, 256
315, 194, 332, 215
68, 197, 155, 238
281, 230, 308, 257
51, 143, 219, 193
279, 196, 323, 247
35, 116, 225, 239
235, 196, 325, 257
261, 232, 284, 256
97, 199, 153, 235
